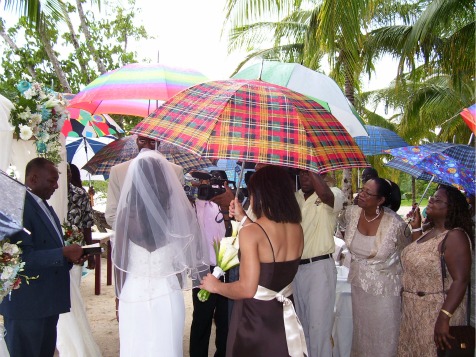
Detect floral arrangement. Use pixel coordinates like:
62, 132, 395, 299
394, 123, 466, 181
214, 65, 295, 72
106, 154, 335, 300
9, 78, 70, 164
5, 165, 20, 181
62, 222, 84, 246
0, 240, 25, 303
198, 221, 240, 302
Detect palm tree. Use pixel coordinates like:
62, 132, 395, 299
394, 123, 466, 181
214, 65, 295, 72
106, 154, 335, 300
365, 0, 474, 143
224, 0, 403, 202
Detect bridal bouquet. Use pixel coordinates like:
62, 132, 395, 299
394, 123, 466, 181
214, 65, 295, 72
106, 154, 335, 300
0, 240, 25, 303
62, 222, 84, 246
9, 78, 70, 164
198, 221, 240, 302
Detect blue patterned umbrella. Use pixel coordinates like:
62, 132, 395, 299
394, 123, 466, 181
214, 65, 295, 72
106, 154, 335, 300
386, 143, 475, 193
354, 125, 408, 156
386, 158, 447, 185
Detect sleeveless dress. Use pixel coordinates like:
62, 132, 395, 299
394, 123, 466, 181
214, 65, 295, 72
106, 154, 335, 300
398, 230, 468, 357
226, 223, 301, 357
118, 242, 185, 357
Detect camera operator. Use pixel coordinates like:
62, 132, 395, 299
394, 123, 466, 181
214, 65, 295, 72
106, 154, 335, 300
189, 171, 234, 357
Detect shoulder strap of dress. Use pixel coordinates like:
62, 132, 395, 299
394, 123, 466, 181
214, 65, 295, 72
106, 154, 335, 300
254, 222, 275, 262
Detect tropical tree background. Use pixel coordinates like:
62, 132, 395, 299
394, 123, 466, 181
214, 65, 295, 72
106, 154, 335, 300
0, 0, 474, 201
0, 0, 151, 130
224, 0, 474, 202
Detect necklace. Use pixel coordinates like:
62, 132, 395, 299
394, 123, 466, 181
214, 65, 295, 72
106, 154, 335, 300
363, 210, 381, 223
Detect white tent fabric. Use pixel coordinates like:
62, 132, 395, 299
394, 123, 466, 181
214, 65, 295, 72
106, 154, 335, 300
0, 94, 14, 171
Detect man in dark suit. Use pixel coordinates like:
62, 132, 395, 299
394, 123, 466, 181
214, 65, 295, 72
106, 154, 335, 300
0, 158, 84, 357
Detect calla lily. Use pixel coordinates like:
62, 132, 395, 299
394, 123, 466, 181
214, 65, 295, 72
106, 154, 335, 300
198, 235, 240, 302
231, 220, 239, 237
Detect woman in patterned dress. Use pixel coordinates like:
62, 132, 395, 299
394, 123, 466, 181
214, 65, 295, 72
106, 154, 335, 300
340, 178, 410, 357
398, 185, 473, 356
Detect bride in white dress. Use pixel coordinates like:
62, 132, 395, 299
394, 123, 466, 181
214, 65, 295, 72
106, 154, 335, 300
113, 150, 209, 357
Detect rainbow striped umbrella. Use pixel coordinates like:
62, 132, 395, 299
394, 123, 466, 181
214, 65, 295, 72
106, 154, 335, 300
67, 63, 208, 117
460, 104, 476, 134
132, 79, 368, 174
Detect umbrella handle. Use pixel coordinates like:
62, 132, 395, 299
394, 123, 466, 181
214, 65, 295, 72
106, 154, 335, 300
235, 161, 247, 199
408, 175, 435, 223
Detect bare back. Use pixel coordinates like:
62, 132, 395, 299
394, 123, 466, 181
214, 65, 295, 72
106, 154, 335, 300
250, 217, 304, 263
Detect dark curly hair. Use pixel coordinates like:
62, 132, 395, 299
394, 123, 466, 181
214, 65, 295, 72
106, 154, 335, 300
438, 185, 474, 240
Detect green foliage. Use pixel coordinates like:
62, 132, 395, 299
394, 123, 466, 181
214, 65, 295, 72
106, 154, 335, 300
84, 180, 108, 194
0, 1, 152, 94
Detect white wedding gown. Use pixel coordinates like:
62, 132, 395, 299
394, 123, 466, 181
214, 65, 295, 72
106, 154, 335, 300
57, 264, 102, 357
118, 242, 185, 357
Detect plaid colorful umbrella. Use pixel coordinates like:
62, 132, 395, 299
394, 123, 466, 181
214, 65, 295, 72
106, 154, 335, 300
82, 135, 212, 177
62, 108, 124, 138
233, 61, 367, 137
67, 63, 208, 117
132, 79, 369, 174
354, 125, 408, 156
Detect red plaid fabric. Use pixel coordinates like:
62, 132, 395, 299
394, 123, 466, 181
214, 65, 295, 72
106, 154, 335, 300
133, 79, 368, 173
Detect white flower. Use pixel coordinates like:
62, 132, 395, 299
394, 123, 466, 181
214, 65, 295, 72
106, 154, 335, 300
1, 266, 15, 280
23, 88, 34, 100
2, 243, 19, 256
19, 125, 33, 140
30, 113, 42, 125
43, 98, 59, 109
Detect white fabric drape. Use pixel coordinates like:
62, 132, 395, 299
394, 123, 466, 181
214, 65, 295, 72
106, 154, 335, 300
0, 94, 14, 171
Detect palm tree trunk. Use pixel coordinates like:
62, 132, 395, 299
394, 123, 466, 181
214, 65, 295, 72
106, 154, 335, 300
76, 0, 107, 74
38, 26, 72, 92
341, 65, 356, 204
63, 12, 91, 83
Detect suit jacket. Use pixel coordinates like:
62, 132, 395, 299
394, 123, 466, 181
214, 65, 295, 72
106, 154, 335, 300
105, 152, 185, 227
0, 193, 71, 319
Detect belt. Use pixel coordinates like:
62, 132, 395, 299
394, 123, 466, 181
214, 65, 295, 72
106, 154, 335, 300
300, 254, 332, 265
403, 290, 442, 297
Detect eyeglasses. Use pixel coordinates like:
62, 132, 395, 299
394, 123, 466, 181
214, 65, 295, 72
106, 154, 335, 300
357, 188, 379, 197
428, 196, 448, 205
137, 138, 158, 145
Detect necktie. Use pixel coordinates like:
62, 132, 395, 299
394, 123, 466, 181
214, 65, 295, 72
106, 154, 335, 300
42, 200, 64, 246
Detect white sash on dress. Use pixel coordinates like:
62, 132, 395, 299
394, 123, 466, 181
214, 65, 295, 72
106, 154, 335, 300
253, 284, 308, 357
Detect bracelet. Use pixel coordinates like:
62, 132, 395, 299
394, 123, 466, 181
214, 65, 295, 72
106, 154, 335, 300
240, 216, 248, 226
411, 227, 423, 233
440, 309, 453, 318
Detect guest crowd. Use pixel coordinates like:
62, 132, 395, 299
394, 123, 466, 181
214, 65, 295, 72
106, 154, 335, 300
0, 139, 473, 357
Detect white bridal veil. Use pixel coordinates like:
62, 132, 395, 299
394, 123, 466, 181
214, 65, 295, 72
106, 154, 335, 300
113, 150, 209, 300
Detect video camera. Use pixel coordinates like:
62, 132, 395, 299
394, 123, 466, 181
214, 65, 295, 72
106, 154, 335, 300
190, 170, 235, 201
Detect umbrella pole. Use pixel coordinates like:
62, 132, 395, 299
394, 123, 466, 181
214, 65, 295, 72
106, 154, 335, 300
83, 137, 91, 187
235, 161, 247, 199
416, 175, 436, 208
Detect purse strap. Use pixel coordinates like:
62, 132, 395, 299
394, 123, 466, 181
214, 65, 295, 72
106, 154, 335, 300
440, 229, 471, 326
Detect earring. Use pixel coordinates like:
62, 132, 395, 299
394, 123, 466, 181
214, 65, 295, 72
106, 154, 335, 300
376, 206, 380, 215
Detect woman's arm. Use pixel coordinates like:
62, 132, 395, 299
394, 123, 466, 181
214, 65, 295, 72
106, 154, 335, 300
434, 229, 472, 350
200, 224, 260, 300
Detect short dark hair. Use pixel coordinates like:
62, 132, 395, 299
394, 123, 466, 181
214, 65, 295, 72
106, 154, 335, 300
248, 166, 301, 223
362, 167, 379, 183
68, 163, 83, 188
25, 157, 55, 178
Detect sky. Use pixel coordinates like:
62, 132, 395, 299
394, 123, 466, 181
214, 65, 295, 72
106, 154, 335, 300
123, 0, 399, 89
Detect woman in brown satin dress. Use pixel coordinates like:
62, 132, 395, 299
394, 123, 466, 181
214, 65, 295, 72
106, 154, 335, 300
200, 166, 305, 357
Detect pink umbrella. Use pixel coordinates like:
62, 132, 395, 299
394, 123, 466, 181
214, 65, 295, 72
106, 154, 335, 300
67, 63, 208, 117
